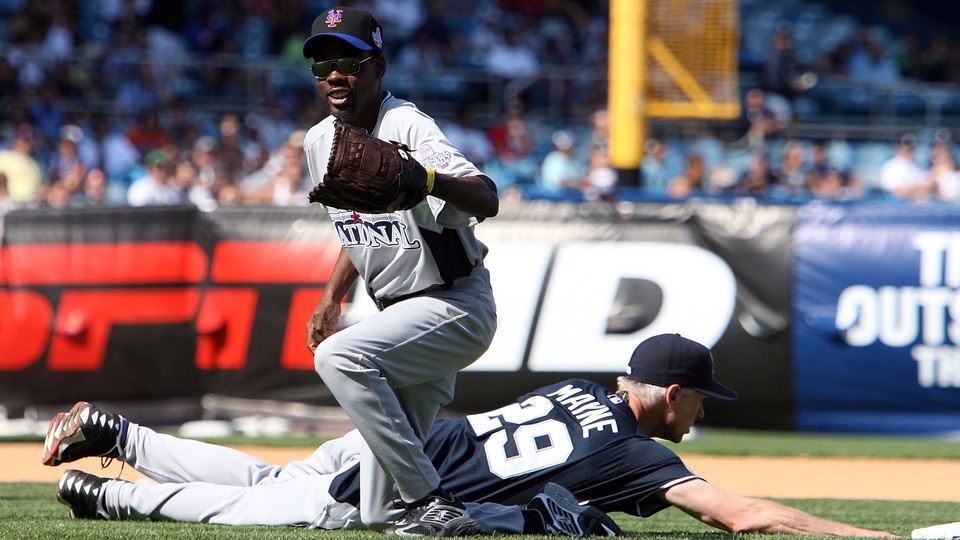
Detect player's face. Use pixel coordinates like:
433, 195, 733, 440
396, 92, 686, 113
313, 41, 383, 130
666, 389, 705, 443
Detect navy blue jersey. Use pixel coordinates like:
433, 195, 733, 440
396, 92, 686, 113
331, 379, 700, 517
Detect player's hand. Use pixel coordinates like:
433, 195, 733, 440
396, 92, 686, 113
307, 300, 341, 354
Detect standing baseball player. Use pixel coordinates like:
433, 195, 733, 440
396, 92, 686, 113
44, 334, 895, 537
299, 6, 498, 536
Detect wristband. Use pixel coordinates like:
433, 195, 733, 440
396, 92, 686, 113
425, 167, 436, 194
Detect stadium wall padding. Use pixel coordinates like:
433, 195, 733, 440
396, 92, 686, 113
1, 202, 957, 434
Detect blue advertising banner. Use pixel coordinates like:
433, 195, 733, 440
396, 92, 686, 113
793, 203, 960, 434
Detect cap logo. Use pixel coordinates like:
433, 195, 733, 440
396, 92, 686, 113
372, 27, 383, 49
325, 9, 343, 28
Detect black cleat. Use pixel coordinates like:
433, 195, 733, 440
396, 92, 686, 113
56, 469, 122, 519
385, 492, 481, 536
43, 401, 126, 466
527, 483, 622, 537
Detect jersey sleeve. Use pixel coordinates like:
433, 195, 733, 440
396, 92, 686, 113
377, 98, 485, 228
579, 438, 702, 517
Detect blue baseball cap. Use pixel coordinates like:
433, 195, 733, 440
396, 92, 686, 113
303, 7, 384, 59
625, 334, 737, 401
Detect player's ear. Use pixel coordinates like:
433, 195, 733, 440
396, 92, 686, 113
665, 384, 682, 403
376, 56, 386, 79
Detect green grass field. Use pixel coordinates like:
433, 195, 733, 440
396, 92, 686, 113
3, 428, 959, 539
673, 427, 960, 459
2, 484, 956, 540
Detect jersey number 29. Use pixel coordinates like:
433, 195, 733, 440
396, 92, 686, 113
466, 396, 574, 479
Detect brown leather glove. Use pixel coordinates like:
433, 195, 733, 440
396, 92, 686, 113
308, 120, 430, 213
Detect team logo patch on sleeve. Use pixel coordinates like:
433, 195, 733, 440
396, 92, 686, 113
418, 144, 453, 171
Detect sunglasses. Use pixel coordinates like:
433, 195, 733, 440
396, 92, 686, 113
311, 56, 376, 79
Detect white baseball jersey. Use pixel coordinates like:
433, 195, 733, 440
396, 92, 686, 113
303, 92, 489, 301
303, 91, 499, 525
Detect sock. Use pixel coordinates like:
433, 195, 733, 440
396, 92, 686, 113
521, 508, 548, 534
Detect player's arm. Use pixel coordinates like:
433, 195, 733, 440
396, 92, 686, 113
398, 110, 499, 218
429, 173, 499, 218
660, 479, 898, 537
306, 247, 359, 353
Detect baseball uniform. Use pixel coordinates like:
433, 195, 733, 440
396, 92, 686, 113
302, 91, 497, 526
92, 379, 701, 528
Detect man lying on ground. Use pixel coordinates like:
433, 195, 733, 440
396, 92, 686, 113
44, 333, 896, 537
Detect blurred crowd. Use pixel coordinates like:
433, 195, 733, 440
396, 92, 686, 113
0, 112, 313, 211
817, 24, 960, 85
0, 0, 610, 212
1, 0, 960, 214
638, 130, 960, 203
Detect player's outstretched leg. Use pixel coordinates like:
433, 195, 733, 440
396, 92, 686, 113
42, 401, 127, 466
56, 469, 128, 519
384, 489, 481, 537
527, 483, 622, 537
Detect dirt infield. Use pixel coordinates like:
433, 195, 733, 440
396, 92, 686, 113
3, 442, 959, 502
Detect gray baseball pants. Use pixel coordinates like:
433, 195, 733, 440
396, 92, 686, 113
97, 425, 524, 533
313, 266, 497, 527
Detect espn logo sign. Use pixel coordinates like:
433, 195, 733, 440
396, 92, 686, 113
0, 241, 342, 372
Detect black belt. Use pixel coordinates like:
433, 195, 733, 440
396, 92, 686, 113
372, 283, 448, 311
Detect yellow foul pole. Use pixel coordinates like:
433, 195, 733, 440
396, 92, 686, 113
608, 0, 647, 188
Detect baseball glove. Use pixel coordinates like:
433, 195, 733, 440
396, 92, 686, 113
308, 120, 431, 213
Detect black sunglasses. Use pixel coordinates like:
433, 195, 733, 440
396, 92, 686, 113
311, 56, 375, 79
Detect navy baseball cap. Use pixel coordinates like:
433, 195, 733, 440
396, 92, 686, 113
303, 7, 384, 59
625, 334, 737, 401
